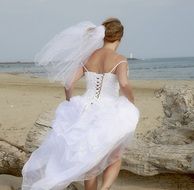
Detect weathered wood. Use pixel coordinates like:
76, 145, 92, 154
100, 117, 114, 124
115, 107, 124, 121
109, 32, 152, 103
122, 85, 194, 175
0, 139, 26, 176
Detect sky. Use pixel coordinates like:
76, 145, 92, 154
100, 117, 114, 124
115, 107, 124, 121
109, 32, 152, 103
0, 0, 194, 62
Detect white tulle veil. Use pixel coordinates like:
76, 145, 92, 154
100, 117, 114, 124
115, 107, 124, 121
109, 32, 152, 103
34, 21, 105, 89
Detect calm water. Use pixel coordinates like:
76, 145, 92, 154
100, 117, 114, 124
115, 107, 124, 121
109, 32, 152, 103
0, 57, 194, 80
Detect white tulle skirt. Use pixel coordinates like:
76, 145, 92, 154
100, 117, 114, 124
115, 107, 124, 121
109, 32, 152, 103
21, 95, 140, 190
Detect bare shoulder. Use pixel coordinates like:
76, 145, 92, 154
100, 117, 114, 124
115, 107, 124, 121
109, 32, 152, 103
115, 54, 128, 63
114, 54, 128, 74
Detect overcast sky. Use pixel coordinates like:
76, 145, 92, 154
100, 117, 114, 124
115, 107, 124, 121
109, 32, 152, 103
0, 0, 194, 62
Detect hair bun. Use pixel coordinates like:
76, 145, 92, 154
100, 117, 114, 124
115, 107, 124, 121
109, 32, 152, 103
102, 18, 124, 42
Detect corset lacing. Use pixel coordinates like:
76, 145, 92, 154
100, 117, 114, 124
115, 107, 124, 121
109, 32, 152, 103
81, 73, 105, 113
91, 73, 105, 104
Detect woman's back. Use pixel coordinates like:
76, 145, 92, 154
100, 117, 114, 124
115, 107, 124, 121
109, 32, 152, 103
83, 47, 135, 104
84, 48, 126, 74
81, 48, 130, 104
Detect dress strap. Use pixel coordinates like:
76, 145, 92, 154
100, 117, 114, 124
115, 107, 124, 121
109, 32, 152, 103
81, 62, 89, 72
109, 60, 128, 73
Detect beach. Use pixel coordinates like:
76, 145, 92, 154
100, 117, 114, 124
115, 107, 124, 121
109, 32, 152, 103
0, 73, 194, 189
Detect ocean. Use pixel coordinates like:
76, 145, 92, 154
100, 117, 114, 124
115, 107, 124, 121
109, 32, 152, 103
0, 57, 194, 80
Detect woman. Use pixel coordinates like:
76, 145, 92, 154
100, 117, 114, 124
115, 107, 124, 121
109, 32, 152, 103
22, 18, 140, 190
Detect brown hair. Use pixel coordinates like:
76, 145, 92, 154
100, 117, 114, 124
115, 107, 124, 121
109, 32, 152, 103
102, 17, 124, 42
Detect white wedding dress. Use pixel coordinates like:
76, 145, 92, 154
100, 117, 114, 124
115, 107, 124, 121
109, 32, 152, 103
21, 60, 140, 190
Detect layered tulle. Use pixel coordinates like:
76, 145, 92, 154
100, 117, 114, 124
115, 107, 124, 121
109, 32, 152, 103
21, 94, 139, 190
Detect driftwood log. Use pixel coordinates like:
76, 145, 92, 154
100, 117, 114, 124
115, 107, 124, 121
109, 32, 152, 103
0, 84, 194, 189
121, 84, 194, 176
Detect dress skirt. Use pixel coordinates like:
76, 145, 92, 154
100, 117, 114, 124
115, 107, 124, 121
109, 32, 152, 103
21, 95, 140, 190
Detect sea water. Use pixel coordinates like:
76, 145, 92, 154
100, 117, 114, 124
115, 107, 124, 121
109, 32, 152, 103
0, 57, 193, 80
128, 57, 194, 80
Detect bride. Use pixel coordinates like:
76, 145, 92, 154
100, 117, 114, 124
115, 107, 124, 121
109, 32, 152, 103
21, 17, 140, 190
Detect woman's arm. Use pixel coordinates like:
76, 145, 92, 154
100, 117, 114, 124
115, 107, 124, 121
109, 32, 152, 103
64, 66, 84, 101
116, 58, 135, 104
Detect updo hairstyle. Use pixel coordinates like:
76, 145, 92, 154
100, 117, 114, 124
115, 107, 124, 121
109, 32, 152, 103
102, 18, 124, 42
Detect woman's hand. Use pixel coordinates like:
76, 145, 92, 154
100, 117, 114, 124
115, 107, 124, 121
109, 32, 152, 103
64, 87, 73, 101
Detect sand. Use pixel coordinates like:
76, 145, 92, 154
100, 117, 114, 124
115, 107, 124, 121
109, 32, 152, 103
0, 73, 194, 189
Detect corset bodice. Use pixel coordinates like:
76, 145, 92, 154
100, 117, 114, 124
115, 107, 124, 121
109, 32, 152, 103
80, 60, 128, 106
82, 71, 120, 103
